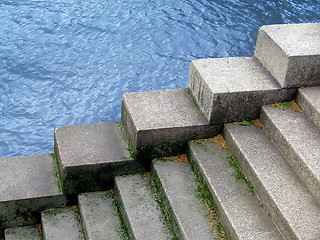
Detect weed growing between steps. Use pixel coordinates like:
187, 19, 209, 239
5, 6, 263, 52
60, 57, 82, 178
144, 172, 178, 240
196, 134, 256, 196
36, 224, 43, 239
50, 152, 64, 193
73, 206, 87, 240
155, 156, 228, 239
112, 188, 133, 239
110, 189, 131, 240
150, 163, 189, 239
266, 100, 302, 112
234, 119, 263, 128
227, 155, 255, 196
188, 155, 228, 239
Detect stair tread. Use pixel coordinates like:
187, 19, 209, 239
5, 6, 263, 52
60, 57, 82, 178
41, 207, 85, 240
152, 160, 214, 240
261, 106, 320, 202
224, 123, 320, 239
188, 57, 295, 123
5, 225, 42, 240
115, 174, 174, 240
78, 191, 124, 240
297, 86, 320, 130
0, 154, 65, 229
122, 88, 221, 159
188, 140, 283, 240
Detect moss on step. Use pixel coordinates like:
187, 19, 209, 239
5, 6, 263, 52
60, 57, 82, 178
116, 121, 137, 160
188, 155, 228, 239
50, 152, 64, 193
227, 154, 255, 196
144, 172, 178, 239
151, 163, 187, 239
186, 88, 203, 114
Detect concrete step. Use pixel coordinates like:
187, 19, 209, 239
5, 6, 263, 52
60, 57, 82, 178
260, 106, 320, 203
224, 123, 320, 239
78, 191, 125, 240
254, 22, 320, 88
0, 154, 66, 234
296, 86, 320, 130
121, 88, 222, 163
41, 207, 85, 240
152, 159, 217, 239
54, 122, 142, 194
5, 225, 42, 240
187, 140, 283, 240
114, 174, 175, 240
188, 57, 296, 124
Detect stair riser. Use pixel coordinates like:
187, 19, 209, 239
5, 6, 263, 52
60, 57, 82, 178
0, 196, 65, 233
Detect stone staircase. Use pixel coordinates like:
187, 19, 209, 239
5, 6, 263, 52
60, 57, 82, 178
1, 22, 319, 240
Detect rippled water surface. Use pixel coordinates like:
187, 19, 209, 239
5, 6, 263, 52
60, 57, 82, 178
0, 0, 319, 157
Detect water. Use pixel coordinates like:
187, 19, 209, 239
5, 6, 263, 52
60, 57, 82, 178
0, 0, 319, 157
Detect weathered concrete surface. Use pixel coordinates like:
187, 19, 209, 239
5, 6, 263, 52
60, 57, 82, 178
260, 106, 320, 203
188, 141, 283, 240
296, 86, 320, 130
255, 22, 320, 88
188, 57, 296, 124
55, 122, 141, 194
41, 207, 85, 240
78, 192, 123, 240
115, 174, 174, 240
152, 159, 220, 240
5, 225, 42, 240
224, 123, 320, 240
0, 154, 66, 231
121, 89, 222, 161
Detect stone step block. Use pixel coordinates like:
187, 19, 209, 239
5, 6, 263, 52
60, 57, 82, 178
78, 191, 124, 240
0, 154, 66, 231
255, 22, 320, 88
187, 140, 283, 240
121, 88, 222, 162
114, 174, 174, 240
54, 122, 142, 194
260, 106, 320, 203
188, 57, 296, 124
296, 86, 320, 130
224, 123, 320, 239
5, 225, 42, 240
152, 159, 215, 239
41, 207, 85, 240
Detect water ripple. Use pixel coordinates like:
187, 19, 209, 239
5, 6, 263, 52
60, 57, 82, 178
0, 0, 319, 157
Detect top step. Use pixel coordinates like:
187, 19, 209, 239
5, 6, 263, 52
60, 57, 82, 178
254, 22, 320, 88
188, 57, 296, 124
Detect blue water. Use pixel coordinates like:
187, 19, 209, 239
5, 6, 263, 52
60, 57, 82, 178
0, 0, 319, 157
